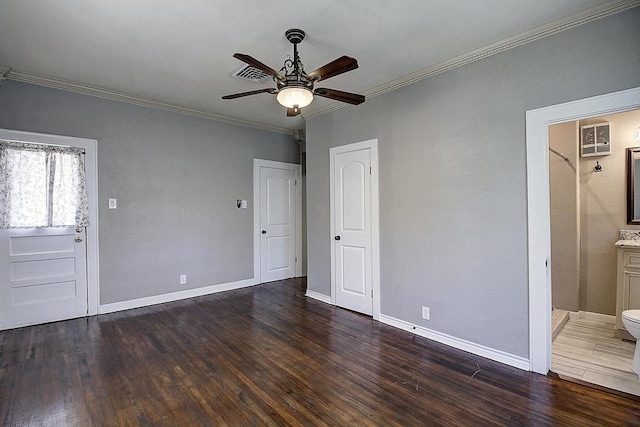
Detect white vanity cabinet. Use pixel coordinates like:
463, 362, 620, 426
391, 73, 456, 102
615, 244, 640, 340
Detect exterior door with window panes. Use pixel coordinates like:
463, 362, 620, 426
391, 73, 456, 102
0, 140, 89, 329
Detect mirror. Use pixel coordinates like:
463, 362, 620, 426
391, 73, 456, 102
627, 147, 640, 224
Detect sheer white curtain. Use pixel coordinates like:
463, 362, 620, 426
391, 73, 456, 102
0, 140, 89, 228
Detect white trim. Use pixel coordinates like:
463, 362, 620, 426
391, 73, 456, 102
329, 139, 381, 320
526, 87, 640, 374
371, 142, 381, 321
0, 128, 100, 317
253, 159, 303, 283
305, 290, 332, 305
304, 0, 639, 119
100, 278, 256, 314
379, 314, 530, 371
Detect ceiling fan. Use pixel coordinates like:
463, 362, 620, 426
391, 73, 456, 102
222, 29, 365, 117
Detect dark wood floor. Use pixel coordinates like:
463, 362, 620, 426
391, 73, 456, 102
1, 278, 639, 426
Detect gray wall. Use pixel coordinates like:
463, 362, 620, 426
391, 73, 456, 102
0, 81, 299, 304
549, 122, 580, 312
306, 8, 640, 358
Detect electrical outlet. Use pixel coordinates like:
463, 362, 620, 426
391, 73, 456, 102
108, 198, 117, 209
180, 274, 187, 285
422, 306, 430, 320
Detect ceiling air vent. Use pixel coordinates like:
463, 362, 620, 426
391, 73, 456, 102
231, 65, 271, 83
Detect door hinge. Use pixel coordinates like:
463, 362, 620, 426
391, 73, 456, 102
369, 167, 372, 175
295, 179, 297, 185
295, 256, 298, 263
371, 289, 373, 298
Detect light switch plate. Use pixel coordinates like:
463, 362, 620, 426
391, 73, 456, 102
108, 199, 117, 209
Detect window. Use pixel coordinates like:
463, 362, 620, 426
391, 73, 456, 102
0, 140, 88, 228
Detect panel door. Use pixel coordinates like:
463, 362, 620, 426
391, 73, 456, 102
333, 148, 373, 315
0, 226, 87, 329
260, 166, 296, 282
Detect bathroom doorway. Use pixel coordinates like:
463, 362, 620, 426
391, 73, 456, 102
526, 87, 640, 380
548, 109, 640, 395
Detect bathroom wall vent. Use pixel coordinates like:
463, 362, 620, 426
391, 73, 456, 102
580, 122, 611, 157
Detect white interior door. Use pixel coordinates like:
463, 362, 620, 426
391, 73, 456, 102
331, 141, 379, 316
259, 164, 297, 282
0, 226, 87, 328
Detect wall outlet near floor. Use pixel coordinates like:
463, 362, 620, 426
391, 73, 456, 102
422, 306, 430, 320
180, 274, 187, 285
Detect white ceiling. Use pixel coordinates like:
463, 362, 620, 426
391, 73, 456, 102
0, 0, 633, 133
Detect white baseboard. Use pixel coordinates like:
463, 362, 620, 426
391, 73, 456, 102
99, 278, 257, 314
378, 314, 530, 371
305, 290, 332, 305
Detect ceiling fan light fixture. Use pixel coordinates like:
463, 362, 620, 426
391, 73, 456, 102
276, 87, 314, 109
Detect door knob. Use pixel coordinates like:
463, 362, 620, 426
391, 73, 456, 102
261, 230, 267, 234
75, 227, 83, 233
334, 235, 341, 240
75, 237, 83, 243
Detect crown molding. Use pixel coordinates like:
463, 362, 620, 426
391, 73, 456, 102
304, 0, 639, 119
1, 0, 636, 128
0, 66, 294, 135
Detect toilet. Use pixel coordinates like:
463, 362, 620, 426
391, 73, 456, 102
621, 309, 640, 374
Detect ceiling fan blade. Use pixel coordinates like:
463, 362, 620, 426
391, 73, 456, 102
233, 53, 284, 80
307, 56, 358, 82
314, 88, 365, 105
286, 107, 301, 117
222, 88, 276, 99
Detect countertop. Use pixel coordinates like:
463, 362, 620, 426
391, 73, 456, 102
615, 239, 640, 248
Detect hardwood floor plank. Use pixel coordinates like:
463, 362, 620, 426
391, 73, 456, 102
1, 278, 640, 426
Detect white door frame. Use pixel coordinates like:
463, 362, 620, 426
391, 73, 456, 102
253, 159, 302, 283
0, 128, 100, 317
330, 139, 381, 320
526, 87, 640, 374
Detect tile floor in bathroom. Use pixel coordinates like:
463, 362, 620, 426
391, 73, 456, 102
552, 315, 640, 396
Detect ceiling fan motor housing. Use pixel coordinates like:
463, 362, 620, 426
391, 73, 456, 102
277, 75, 313, 90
